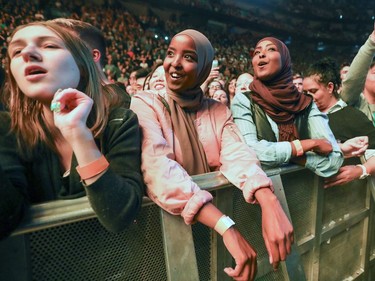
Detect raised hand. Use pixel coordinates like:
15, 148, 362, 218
207, 66, 220, 82
200, 66, 220, 93
50, 88, 94, 140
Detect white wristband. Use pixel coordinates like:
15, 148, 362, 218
292, 139, 304, 157
357, 164, 370, 179
214, 215, 235, 236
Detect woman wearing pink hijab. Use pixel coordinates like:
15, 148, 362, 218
131, 30, 293, 280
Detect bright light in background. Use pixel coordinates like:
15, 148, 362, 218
339, 15, 343, 19
154, 34, 158, 39
164, 36, 169, 40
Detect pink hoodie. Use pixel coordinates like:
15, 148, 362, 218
131, 91, 273, 224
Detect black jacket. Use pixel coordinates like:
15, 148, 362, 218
0, 107, 144, 239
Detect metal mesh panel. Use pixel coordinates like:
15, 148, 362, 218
319, 221, 364, 281
322, 180, 367, 227
29, 204, 166, 281
281, 169, 315, 242
255, 268, 287, 281
192, 222, 211, 281
4, 169, 372, 281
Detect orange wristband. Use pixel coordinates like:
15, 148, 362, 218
76, 155, 109, 180
292, 139, 304, 157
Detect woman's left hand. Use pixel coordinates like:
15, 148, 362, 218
324, 165, 362, 188
50, 88, 93, 140
207, 66, 220, 82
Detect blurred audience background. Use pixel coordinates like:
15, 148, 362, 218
0, 0, 373, 92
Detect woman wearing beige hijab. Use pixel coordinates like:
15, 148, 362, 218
131, 29, 293, 280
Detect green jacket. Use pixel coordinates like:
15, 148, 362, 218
242, 91, 312, 141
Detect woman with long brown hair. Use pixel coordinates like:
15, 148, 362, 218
0, 21, 144, 239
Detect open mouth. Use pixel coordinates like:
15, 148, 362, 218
170, 72, 182, 79
25, 66, 47, 76
154, 83, 165, 90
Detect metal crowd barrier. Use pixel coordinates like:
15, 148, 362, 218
0, 163, 374, 281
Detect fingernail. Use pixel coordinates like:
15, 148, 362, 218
50, 101, 61, 113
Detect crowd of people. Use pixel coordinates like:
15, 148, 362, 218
1, 0, 370, 87
1, 1, 375, 280
0, 1, 254, 87
169, 0, 373, 45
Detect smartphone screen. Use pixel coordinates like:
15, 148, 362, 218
212, 59, 219, 68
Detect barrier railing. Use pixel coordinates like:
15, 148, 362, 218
0, 163, 374, 280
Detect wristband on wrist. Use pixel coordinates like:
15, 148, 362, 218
356, 164, 370, 180
214, 215, 235, 236
292, 139, 304, 157
76, 155, 109, 180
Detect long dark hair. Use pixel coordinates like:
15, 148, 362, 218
5, 21, 123, 158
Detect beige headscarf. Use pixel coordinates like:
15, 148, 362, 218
166, 29, 214, 175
